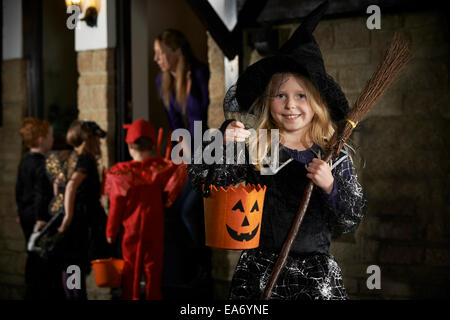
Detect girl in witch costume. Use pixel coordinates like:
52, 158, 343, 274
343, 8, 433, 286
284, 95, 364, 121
104, 118, 185, 300
188, 1, 366, 300
58, 120, 110, 300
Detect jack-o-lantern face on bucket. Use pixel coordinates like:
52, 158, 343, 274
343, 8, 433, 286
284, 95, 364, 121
203, 184, 267, 250
226, 199, 260, 242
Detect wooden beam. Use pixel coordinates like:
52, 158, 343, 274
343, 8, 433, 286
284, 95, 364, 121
257, 0, 441, 24
185, 0, 238, 60
231, 0, 269, 66
233, 0, 269, 30
186, 0, 269, 61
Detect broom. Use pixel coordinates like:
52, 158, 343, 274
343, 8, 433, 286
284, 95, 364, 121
261, 33, 413, 300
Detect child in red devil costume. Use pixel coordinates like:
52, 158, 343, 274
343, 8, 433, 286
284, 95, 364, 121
104, 118, 186, 300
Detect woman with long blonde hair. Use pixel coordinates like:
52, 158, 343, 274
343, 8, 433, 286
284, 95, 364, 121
154, 29, 210, 137
153, 29, 212, 299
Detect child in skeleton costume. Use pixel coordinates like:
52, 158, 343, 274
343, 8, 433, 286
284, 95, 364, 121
104, 119, 186, 300
188, 1, 366, 300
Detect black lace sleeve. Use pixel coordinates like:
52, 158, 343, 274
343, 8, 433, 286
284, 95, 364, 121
188, 119, 252, 196
325, 147, 367, 238
188, 141, 251, 197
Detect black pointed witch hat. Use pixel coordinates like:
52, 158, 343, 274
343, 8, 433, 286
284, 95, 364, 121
225, 0, 349, 123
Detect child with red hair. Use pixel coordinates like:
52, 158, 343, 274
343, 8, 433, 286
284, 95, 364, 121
16, 117, 55, 299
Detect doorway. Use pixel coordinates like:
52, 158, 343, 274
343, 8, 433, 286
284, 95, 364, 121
23, 0, 78, 150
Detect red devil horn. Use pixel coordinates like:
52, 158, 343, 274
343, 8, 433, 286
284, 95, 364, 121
165, 131, 173, 160
156, 127, 163, 156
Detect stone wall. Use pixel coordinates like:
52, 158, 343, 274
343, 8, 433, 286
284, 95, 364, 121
207, 11, 449, 299
318, 11, 449, 300
77, 48, 116, 299
77, 48, 116, 170
207, 33, 226, 130
0, 59, 29, 299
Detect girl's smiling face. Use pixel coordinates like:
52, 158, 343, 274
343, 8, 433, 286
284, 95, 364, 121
269, 73, 315, 136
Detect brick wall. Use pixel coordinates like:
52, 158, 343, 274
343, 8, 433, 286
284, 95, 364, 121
207, 33, 226, 130
77, 48, 116, 299
0, 59, 29, 299
207, 11, 449, 299
319, 11, 449, 299
77, 48, 116, 170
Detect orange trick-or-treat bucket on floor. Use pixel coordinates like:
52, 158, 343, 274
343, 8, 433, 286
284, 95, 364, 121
91, 258, 125, 288
203, 184, 267, 249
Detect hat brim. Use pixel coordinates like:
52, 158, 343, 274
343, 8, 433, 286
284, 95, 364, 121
84, 121, 107, 138
232, 54, 349, 123
94, 129, 107, 138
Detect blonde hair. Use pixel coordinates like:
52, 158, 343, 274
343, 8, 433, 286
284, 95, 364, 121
250, 73, 335, 171
156, 29, 194, 113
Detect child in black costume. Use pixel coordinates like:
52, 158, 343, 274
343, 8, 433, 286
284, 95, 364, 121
57, 120, 109, 300
16, 117, 56, 299
188, 1, 366, 300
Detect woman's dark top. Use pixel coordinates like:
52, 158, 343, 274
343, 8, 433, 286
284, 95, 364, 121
16, 152, 53, 224
62, 153, 107, 267
74, 154, 102, 207
156, 61, 210, 137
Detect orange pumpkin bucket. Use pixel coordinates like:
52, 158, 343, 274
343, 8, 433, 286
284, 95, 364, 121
91, 258, 125, 288
203, 184, 267, 249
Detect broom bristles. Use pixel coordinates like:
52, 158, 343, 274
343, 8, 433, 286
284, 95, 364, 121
348, 33, 412, 123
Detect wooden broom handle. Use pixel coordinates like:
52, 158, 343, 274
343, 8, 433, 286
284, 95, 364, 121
260, 148, 335, 300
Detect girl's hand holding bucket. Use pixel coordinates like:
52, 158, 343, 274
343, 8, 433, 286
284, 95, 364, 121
224, 121, 251, 143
